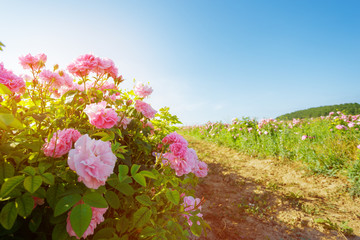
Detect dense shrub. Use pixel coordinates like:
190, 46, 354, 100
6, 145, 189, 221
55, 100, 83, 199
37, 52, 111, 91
0, 53, 209, 239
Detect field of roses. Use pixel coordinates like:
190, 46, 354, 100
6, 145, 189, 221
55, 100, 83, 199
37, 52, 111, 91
181, 113, 360, 196
0, 52, 209, 239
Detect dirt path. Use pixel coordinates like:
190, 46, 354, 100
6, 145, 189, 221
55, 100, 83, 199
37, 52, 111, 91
184, 135, 360, 240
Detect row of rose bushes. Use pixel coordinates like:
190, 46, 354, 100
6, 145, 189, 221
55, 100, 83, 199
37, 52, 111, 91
181, 114, 360, 196
0, 52, 208, 239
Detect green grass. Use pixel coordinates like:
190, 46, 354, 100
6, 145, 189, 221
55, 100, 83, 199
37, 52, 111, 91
181, 114, 360, 195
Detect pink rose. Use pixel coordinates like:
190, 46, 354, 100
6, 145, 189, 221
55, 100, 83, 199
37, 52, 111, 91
39, 70, 73, 89
0, 63, 25, 93
42, 129, 81, 158
163, 151, 194, 177
162, 132, 188, 146
301, 135, 307, 140
67, 54, 98, 77
135, 100, 157, 119
94, 57, 118, 79
119, 116, 132, 129
67, 134, 116, 189
66, 205, 108, 239
19, 53, 47, 70
67, 54, 118, 78
170, 143, 187, 158
182, 196, 203, 226
193, 160, 208, 178
84, 101, 120, 129
134, 82, 153, 98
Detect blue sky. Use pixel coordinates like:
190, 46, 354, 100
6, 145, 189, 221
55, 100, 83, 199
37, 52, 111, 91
1, 0, 359, 125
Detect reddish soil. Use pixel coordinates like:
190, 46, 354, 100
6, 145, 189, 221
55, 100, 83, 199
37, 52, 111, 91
184, 135, 360, 240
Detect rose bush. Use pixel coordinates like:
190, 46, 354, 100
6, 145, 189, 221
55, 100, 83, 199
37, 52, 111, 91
0, 53, 209, 239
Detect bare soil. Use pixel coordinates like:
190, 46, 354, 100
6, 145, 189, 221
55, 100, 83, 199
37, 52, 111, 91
184, 135, 360, 240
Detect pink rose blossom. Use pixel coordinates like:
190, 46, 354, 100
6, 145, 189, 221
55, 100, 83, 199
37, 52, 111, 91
19, 53, 47, 70
163, 152, 193, 176
357, 145, 360, 150
0, 63, 25, 93
66, 205, 108, 239
84, 101, 120, 129
348, 122, 355, 128
335, 124, 347, 130
42, 129, 81, 158
67, 54, 118, 78
67, 54, 98, 77
119, 116, 132, 129
162, 132, 188, 146
182, 196, 203, 226
67, 134, 116, 189
94, 58, 118, 79
134, 82, 153, 98
39, 70, 73, 89
163, 147, 197, 176
193, 160, 208, 178
170, 143, 188, 158
135, 100, 157, 119
301, 135, 307, 140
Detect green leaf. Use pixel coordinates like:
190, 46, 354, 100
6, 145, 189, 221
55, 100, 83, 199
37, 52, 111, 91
140, 226, 158, 238
22, 166, 36, 176
104, 191, 120, 209
41, 173, 55, 185
92, 131, 115, 141
131, 164, 140, 176
52, 222, 69, 240
0, 161, 15, 184
132, 207, 151, 228
24, 175, 42, 193
31, 113, 47, 122
118, 165, 129, 182
83, 192, 108, 208
165, 189, 180, 205
0, 42, 5, 51
93, 227, 115, 240
0, 113, 24, 130
0, 175, 25, 199
70, 203, 92, 239
54, 193, 81, 217
117, 183, 135, 196
190, 221, 202, 237
135, 195, 152, 206
0, 201, 18, 230
107, 176, 134, 196
0, 83, 11, 95
46, 184, 65, 209
15, 193, 34, 217
28, 208, 42, 232
140, 170, 156, 179
63, 90, 77, 105
133, 173, 146, 187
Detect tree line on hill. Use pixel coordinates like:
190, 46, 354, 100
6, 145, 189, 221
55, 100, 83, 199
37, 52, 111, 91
277, 103, 360, 120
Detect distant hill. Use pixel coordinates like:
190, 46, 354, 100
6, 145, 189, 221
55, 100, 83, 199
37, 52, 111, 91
277, 103, 360, 120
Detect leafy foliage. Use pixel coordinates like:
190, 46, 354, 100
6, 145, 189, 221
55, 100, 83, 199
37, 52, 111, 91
0, 53, 208, 239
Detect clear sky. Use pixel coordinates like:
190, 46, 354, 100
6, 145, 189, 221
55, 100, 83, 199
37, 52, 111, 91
1, 0, 359, 125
